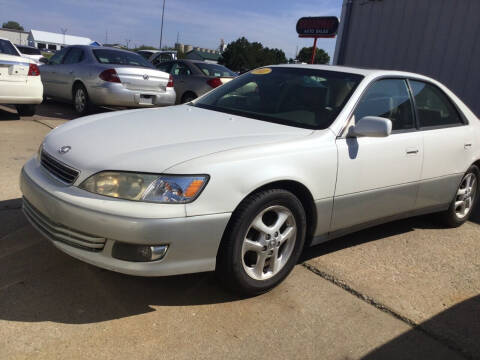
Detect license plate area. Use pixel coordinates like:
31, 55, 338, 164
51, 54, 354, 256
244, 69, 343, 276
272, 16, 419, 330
139, 95, 154, 104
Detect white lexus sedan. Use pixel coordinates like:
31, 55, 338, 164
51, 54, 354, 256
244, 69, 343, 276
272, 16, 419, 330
0, 38, 43, 116
20, 65, 480, 295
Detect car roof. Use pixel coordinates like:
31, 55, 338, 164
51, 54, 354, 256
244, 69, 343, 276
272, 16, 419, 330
273, 63, 433, 80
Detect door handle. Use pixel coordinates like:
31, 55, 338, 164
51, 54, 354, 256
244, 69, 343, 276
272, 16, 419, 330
464, 143, 472, 150
406, 148, 419, 155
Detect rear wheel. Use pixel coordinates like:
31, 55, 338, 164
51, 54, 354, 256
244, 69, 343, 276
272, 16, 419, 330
216, 189, 306, 296
181, 92, 197, 104
73, 84, 93, 116
16, 104, 36, 117
440, 165, 479, 227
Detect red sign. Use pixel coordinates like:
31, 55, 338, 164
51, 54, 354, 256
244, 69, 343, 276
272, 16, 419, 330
296, 16, 339, 38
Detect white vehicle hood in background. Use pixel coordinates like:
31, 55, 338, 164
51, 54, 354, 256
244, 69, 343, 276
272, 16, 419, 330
43, 105, 313, 178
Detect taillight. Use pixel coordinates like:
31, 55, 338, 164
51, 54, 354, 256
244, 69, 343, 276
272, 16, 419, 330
28, 63, 40, 76
99, 69, 121, 83
167, 74, 174, 87
207, 77, 222, 88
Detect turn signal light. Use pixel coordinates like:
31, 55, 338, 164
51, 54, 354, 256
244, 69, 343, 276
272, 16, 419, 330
207, 77, 222, 88
184, 179, 206, 197
99, 69, 121, 83
28, 63, 40, 76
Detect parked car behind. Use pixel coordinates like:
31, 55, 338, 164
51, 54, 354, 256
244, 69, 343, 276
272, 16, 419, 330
137, 49, 160, 60
40, 46, 176, 115
21, 65, 480, 295
0, 38, 42, 116
15, 45, 43, 64
156, 59, 236, 103
149, 50, 177, 67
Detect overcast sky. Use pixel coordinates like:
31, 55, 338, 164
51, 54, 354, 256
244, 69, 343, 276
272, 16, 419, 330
1, 0, 342, 59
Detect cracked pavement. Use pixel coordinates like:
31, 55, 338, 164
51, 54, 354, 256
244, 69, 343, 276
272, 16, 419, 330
0, 103, 479, 359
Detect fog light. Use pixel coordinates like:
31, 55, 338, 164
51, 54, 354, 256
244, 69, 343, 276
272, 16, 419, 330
112, 243, 168, 262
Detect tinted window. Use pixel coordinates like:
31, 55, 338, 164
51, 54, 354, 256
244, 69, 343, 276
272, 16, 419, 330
0, 39, 20, 56
48, 47, 69, 65
171, 62, 191, 76
410, 80, 462, 128
195, 67, 363, 130
194, 63, 236, 77
93, 49, 153, 68
16, 46, 41, 55
156, 62, 172, 73
138, 51, 152, 59
63, 48, 84, 64
354, 79, 415, 131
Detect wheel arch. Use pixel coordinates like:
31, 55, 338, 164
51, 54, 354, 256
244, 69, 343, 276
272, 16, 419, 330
181, 90, 197, 103
71, 80, 87, 100
219, 180, 318, 254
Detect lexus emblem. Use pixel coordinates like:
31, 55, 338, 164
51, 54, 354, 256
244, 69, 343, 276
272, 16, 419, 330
143, 74, 149, 80
58, 145, 71, 154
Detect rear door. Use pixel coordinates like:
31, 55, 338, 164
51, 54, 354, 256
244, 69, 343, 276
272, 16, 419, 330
57, 47, 85, 100
332, 78, 423, 232
40, 47, 69, 97
409, 80, 471, 209
170, 61, 192, 102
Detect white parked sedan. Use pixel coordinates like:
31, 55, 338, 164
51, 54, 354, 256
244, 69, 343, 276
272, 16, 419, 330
20, 65, 480, 295
0, 38, 43, 116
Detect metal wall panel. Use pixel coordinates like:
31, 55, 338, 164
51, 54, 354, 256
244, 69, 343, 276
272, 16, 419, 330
335, 0, 480, 116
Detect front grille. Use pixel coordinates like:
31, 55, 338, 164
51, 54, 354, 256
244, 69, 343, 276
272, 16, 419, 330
23, 198, 106, 252
40, 150, 79, 184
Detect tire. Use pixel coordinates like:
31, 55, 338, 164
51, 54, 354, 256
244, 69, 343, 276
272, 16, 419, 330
15, 104, 36, 117
73, 84, 93, 116
439, 165, 479, 227
216, 189, 307, 296
181, 92, 197, 104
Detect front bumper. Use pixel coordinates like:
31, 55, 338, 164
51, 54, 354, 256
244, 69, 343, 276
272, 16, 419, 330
20, 158, 231, 276
88, 82, 176, 108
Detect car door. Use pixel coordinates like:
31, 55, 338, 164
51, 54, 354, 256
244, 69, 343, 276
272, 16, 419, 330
40, 47, 69, 98
409, 80, 471, 209
57, 47, 85, 101
331, 78, 424, 232
170, 61, 192, 103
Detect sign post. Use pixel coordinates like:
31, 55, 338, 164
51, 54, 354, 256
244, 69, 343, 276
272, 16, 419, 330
296, 16, 339, 64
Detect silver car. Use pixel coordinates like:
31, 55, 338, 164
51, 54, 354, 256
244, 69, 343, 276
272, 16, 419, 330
40, 46, 176, 115
156, 59, 236, 103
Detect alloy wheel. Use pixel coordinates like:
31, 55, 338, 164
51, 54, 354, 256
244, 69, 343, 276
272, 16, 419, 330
241, 205, 297, 281
455, 173, 476, 219
75, 88, 86, 113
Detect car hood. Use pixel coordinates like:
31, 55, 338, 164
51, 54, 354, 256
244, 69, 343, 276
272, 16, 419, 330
43, 105, 313, 179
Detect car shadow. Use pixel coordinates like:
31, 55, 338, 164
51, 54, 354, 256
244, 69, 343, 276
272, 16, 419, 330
361, 295, 480, 359
0, 105, 20, 120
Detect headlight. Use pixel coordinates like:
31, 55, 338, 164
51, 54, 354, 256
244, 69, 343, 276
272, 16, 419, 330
79, 171, 208, 203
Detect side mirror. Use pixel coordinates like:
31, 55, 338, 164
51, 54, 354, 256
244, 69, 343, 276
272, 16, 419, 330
39, 57, 49, 64
349, 116, 392, 137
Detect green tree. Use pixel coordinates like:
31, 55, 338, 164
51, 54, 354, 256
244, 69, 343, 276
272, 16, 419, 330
133, 45, 158, 51
297, 46, 330, 64
219, 37, 287, 72
2, 21, 24, 31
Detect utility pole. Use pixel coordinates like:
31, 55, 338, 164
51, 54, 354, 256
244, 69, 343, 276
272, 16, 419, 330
159, 0, 166, 49
105, 29, 108, 44
60, 28, 68, 47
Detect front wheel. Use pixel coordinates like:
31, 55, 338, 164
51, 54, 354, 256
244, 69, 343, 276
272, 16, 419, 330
16, 104, 36, 117
216, 189, 306, 296
440, 165, 479, 227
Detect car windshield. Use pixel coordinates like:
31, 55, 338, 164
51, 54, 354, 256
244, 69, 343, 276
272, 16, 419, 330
194, 67, 363, 129
17, 46, 41, 55
194, 63, 236, 77
0, 39, 20, 56
93, 49, 153, 68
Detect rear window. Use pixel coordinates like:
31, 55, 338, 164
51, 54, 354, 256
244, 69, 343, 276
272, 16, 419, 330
16, 46, 41, 55
194, 63, 236, 77
93, 49, 153, 68
0, 39, 20, 56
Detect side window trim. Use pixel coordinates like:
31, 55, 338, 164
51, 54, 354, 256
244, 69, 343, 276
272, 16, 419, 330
406, 78, 467, 131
